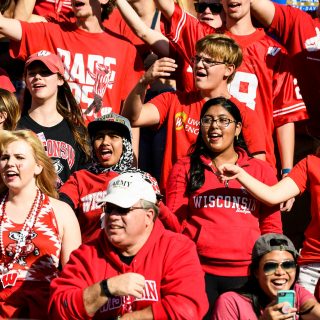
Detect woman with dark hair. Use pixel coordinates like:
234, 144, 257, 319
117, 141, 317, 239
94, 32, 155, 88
162, 97, 282, 318
213, 233, 320, 319
18, 50, 90, 188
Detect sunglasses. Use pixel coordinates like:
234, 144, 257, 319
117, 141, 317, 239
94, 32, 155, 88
103, 204, 145, 215
194, 2, 223, 14
263, 260, 297, 275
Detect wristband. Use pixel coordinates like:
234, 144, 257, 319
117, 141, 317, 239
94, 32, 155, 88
100, 279, 114, 298
281, 168, 291, 175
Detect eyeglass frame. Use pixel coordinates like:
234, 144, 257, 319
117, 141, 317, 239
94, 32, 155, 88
263, 260, 297, 276
200, 116, 237, 128
194, 2, 223, 14
190, 55, 226, 68
103, 203, 146, 215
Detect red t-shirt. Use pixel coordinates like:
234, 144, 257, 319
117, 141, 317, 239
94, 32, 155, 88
10, 21, 143, 124
269, 4, 320, 137
288, 155, 320, 265
163, 4, 308, 168
149, 90, 266, 192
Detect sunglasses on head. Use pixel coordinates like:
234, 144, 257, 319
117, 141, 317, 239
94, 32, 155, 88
194, 2, 223, 14
263, 260, 297, 275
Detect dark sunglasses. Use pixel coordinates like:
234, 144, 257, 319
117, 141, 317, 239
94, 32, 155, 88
103, 204, 144, 215
194, 2, 223, 14
263, 260, 297, 275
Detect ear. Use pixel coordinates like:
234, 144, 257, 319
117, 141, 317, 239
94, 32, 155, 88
0, 112, 8, 123
145, 208, 155, 226
34, 163, 43, 176
224, 64, 235, 78
235, 122, 242, 138
57, 77, 64, 87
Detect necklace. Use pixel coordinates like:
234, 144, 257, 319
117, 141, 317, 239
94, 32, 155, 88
211, 154, 239, 188
0, 189, 43, 287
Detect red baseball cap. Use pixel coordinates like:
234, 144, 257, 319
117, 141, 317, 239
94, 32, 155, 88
0, 68, 15, 92
25, 50, 65, 76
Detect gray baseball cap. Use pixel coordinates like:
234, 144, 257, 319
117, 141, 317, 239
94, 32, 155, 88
88, 113, 132, 142
252, 233, 299, 259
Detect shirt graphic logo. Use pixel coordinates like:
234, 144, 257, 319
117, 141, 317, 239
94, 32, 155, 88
175, 111, 188, 131
85, 64, 114, 115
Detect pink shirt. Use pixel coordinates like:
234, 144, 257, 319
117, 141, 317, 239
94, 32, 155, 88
212, 284, 314, 319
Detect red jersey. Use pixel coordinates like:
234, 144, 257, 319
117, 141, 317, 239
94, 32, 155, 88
288, 155, 320, 265
49, 220, 208, 319
163, 4, 308, 168
149, 90, 266, 191
59, 169, 119, 243
10, 21, 143, 124
165, 148, 282, 276
269, 4, 320, 136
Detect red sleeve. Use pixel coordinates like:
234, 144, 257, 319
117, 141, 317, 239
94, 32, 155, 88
148, 91, 176, 128
165, 158, 190, 228
152, 235, 208, 319
49, 246, 97, 320
162, 3, 215, 63
271, 51, 308, 128
59, 172, 81, 209
10, 21, 58, 60
288, 156, 308, 194
230, 97, 266, 155
256, 162, 283, 234
269, 4, 302, 46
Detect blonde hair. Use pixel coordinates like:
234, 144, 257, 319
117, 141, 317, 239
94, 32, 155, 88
0, 130, 58, 198
195, 34, 243, 83
0, 88, 21, 130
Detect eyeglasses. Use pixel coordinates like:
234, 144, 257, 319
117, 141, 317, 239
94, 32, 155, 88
190, 55, 225, 68
201, 116, 236, 128
103, 204, 145, 215
263, 260, 297, 275
194, 2, 223, 14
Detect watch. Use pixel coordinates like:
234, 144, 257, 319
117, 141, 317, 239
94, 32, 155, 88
100, 279, 114, 298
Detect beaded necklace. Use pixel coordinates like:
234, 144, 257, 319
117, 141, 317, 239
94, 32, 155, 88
0, 189, 43, 278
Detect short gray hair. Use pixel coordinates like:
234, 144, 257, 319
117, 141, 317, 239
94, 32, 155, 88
140, 200, 159, 221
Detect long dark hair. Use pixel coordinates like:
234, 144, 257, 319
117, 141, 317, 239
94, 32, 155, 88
187, 97, 248, 193
236, 253, 299, 317
23, 78, 90, 160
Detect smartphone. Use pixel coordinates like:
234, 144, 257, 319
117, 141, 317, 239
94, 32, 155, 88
277, 290, 295, 312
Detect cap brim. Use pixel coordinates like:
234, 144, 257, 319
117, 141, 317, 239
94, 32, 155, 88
88, 121, 131, 142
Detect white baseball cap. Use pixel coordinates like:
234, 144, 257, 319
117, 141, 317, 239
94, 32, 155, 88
101, 172, 157, 208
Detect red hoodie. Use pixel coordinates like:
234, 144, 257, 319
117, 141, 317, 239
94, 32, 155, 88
164, 148, 282, 277
49, 220, 208, 319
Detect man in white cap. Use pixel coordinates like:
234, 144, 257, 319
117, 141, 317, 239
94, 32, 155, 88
49, 171, 208, 319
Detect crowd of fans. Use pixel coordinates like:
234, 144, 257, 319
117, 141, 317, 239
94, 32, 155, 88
0, 0, 320, 319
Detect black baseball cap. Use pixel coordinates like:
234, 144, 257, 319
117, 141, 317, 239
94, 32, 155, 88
252, 233, 299, 259
88, 113, 132, 142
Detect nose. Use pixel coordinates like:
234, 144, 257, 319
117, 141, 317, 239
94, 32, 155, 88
101, 135, 112, 145
274, 264, 286, 275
